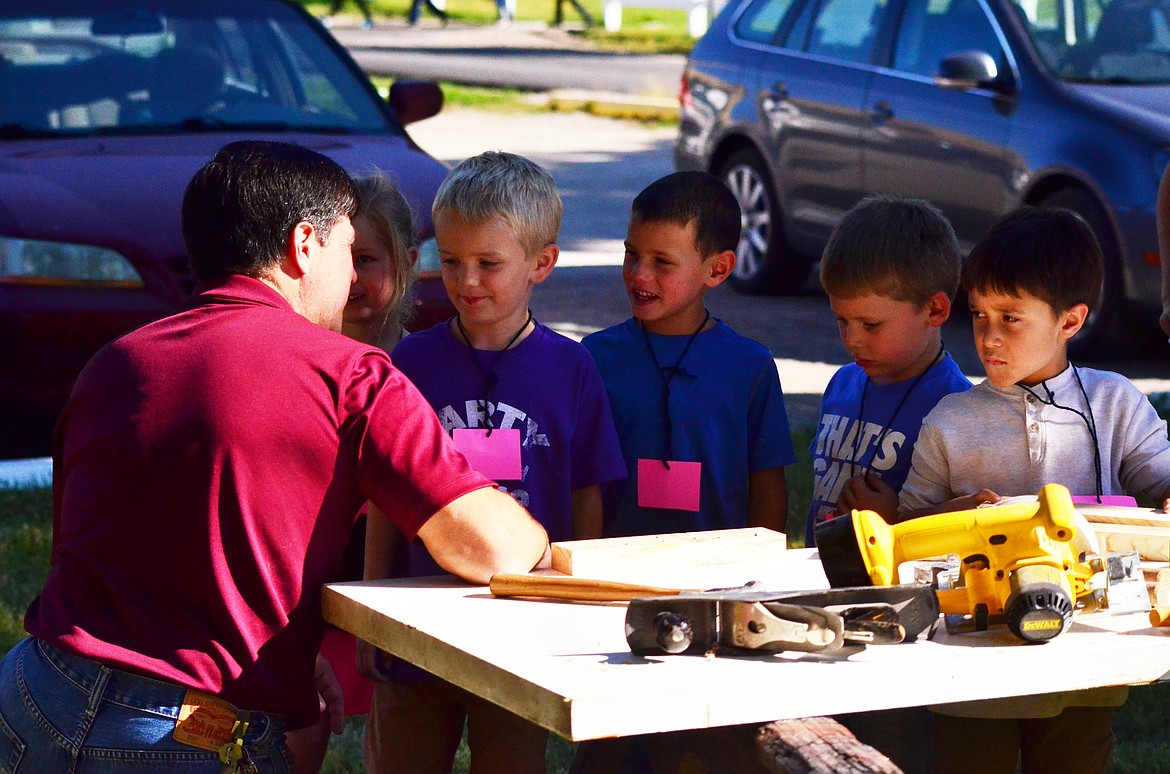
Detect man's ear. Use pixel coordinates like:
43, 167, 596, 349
924, 291, 952, 328
530, 243, 559, 285
704, 249, 736, 288
1059, 303, 1090, 340
284, 221, 316, 279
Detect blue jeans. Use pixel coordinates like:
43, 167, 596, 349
0, 637, 293, 773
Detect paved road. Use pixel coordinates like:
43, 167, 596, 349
332, 22, 686, 97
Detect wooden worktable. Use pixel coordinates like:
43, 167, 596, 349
322, 548, 1170, 741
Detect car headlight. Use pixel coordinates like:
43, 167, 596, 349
416, 236, 440, 277
0, 237, 143, 288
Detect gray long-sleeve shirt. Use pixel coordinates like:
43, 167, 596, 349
900, 364, 1170, 513
898, 364, 1170, 717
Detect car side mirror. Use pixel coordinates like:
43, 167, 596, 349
935, 50, 1004, 91
388, 81, 443, 126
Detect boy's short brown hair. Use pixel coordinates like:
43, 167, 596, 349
963, 206, 1103, 313
631, 171, 741, 258
820, 195, 960, 305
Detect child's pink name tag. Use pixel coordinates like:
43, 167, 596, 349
452, 428, 522, 482
637, 459, 701, 511
1071, 495, 1139, 507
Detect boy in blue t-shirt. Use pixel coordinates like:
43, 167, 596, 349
806, 195, 971, 547
583, 170, 795, 537
807, 195, 970, 774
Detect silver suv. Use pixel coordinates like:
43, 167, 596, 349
677, 0, 1170, 355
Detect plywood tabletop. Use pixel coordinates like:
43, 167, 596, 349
323, 548, 1170, 741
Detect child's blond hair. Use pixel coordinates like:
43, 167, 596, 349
433, 151, 561, 254
355, 171, 417, 338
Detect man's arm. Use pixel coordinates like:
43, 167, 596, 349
571, 485, 604, 540
417, 486, 550, 584
748, 467, 788, 533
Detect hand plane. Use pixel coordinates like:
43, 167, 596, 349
488, 573, 939, 656
623, 585, 939, 656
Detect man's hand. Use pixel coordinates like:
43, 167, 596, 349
314, 653, 345, 736
836, 471, 898, 520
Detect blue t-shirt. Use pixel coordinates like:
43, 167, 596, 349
805, 354, 971, 545
391, 320, 627, 576
583, 318, 796, 537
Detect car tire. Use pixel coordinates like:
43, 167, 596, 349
1038, 188, 1127, 359
719, 149, 812, 294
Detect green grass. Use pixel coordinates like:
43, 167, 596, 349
4, 407, 1170, 771
297, 0, 694, 54
371, 78, 549, 113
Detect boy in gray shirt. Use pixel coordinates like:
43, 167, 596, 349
900, 207, 1170, 773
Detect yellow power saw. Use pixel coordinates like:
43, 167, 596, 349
815, 484, 1143, 642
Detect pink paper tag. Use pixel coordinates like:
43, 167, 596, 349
1071, 494, 1139, 507
452, 428, 522, 482
637, 459, 701, 511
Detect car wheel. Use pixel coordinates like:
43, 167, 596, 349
1038, 188, 1127, 359
719, 149, 812, 294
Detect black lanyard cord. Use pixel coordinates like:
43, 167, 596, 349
851, 343, 945, 478
640, 310, 710, 469
455, 310, 533, 435
1018, 363, 1103, 501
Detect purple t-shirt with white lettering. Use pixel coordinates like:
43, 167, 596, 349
391, 321, 627, 576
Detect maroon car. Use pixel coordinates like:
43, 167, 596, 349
0, 0, 453, 457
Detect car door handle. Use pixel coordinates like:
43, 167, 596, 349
871, 100, 894, 122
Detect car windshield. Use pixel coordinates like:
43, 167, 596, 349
0, 0, 394, 137
1013, 0, 1170, 83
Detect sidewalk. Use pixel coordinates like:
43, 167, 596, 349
329, 19, 683, 119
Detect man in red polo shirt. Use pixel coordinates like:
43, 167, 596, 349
0, 141, 549, 773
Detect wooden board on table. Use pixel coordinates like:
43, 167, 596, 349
1094, 523, 1170, 562
1078, 505, 1170, 528
550, 527, 787, 576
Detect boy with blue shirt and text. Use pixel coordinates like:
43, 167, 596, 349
806, 196, 971, 774
807, 196, 972, 545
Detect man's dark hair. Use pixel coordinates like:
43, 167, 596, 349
820, 195, 960, 305
963, 206, 1103, 312
631, 171, 741, 257
182, 141, 358, 282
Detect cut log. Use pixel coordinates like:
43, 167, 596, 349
755, 717, 903, 774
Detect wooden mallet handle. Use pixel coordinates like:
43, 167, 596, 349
489, 573, 694, 602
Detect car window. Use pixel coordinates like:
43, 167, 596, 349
0, 0, 392, 136
734, 0, 803, 45
1012, 0, 1170, 82
806, 0, 891, 64
893, 0, 1006, 77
